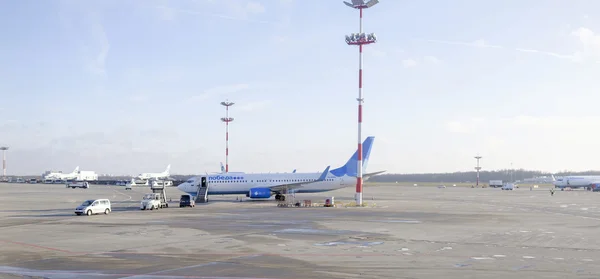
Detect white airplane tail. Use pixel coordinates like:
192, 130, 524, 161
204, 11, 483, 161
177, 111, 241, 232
165, 164, 171, 175
220, 162, 225, 173
73, 166, 80, 174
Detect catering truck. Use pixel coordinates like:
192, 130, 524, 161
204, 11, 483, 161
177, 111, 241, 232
489, 180, 503, 188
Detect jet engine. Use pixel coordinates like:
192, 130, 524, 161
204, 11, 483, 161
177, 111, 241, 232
247, 187, 272, 199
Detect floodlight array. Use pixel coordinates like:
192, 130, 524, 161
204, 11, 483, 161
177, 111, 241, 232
345, 32, 377, 45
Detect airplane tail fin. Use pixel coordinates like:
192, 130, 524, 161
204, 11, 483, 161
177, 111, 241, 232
330, 136, 375, 177
74, 166, 79, 174
165, 164, 171, 174
220, 162, 225, 173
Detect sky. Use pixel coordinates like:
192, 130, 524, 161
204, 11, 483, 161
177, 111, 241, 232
2, 0, 600, 176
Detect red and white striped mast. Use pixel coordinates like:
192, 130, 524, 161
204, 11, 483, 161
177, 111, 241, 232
220, 101, 234, 173
344, 0, 379, 206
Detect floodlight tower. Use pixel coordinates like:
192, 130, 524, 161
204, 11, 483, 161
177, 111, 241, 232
220, 101, 234, 173
0, 147, 8, 178
344, 0, 379, 206
474, 155, 482, 187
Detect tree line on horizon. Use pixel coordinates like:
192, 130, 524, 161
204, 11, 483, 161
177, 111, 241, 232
369, 169, 600, 183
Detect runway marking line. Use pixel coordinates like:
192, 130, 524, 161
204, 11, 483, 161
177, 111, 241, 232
112, 188, 133, 201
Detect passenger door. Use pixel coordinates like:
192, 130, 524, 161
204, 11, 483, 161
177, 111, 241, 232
91, 201, 99, 213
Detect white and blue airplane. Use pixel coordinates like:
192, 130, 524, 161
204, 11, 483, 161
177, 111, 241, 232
177, 136, 385, 201
553, 174, 600, 190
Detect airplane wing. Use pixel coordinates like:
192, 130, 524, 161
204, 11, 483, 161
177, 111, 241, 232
268, 166, 330, 193
363, 170, 386, 180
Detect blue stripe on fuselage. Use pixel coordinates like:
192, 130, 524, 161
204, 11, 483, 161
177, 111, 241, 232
184, 188, 335, 197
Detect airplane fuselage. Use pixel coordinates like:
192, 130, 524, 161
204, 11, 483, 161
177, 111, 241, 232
177, 136, 381, 200
138, 173, 169, 180
138, 165, 171, 180
45, 173, 78, 180
553, 176, 600, 188
177, 172, 353, 196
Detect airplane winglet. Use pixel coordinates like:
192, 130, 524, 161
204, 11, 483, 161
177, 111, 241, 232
316, 166, 331, 182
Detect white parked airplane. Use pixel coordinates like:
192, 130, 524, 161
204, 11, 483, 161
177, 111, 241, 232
137, 165, 171, 180
553, 174, 600, 190
177, 136, 385, 201
44, 166, 80, 180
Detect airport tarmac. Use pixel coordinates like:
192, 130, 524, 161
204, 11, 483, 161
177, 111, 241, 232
0, 183, 599, 279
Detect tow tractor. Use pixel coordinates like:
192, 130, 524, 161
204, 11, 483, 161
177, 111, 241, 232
140, 179, 169, 210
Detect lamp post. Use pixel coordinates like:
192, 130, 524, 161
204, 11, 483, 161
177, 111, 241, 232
474, 155, 482, 187
343, 0, 379, 206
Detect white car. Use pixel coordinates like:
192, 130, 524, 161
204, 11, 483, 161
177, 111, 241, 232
502, 183, 515, 190
75, 199, 111, 216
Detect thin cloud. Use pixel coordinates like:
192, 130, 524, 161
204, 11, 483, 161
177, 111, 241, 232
445, 121, 470, 134
154, 5, 275, 25
423, 55, 441, 64
402, 59, 417, 68
245, 2, 266, 14
421, 38, 503, 49
238, 100, 273, 112
445, 118, 487, 134
86, 22, 110, 75
514, 48, 574, 59
416, 37, 578, 62
507, 115, 600, 128
58, 2, 110, 76
128, 94, 148, 103
189, 83, 250, 102
571, 27, 600, 62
